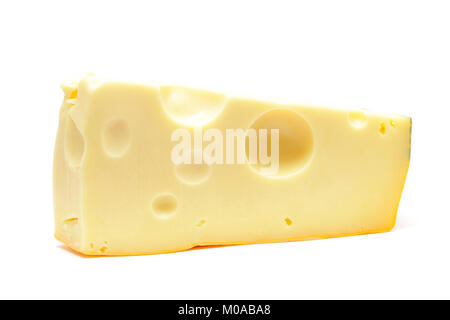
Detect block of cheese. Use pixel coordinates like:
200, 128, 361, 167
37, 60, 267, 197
54, 75, 411, 256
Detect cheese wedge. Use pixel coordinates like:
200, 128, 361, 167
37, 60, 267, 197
53, 75, 411, 256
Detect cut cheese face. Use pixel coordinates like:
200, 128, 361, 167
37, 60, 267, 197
53, 75, 411, 256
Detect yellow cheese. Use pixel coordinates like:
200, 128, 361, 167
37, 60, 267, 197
53, 75, 411, 256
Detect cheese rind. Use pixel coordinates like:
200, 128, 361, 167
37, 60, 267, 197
53, 75, 411, 256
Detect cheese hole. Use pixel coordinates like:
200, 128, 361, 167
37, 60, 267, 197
379, 123, 386, 135
348, 111, 368, 129
285, 218, 293, 226
62, 217, 79, 231
389, 119, 398, 128
63, 217, 79, 224
99, 246, 108, 253
196, 219, 207, 228
175, 162, 211, 185
102, 117, 131, 158
64, 116, 85, 168
160, 86, 227, 126
246, 109, 314, 178
151, 193, 178, 219
69, 88, 78, 99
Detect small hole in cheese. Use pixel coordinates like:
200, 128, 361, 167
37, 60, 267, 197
151, 193, 178, 218
160, 86, 227, 127
348, 111, 368, 130
379, 123, 386, 135
64, 116, 85, 168
175, 161, 212, 185
69, 88, 78, 99
196, 219, 207, 228
102, 117, 131, 158
389, 119, 398, 128
285, 218, 293, 226
63, 217, 79, 224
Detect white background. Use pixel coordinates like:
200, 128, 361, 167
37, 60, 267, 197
0, 0, 449, 299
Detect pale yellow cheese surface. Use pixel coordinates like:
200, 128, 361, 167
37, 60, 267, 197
54, 75, 411, 256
